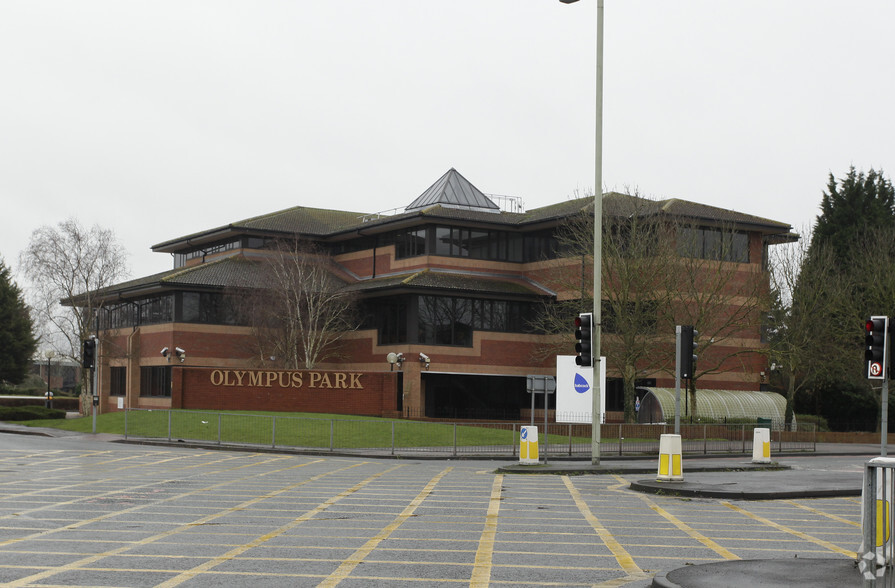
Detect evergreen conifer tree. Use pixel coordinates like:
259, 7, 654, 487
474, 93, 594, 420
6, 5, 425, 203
812, 166, 895, 265
0, 258, 38, 385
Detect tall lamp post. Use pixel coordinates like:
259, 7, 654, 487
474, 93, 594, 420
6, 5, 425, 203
561, 0, 603, 464
44, 350, 55, 409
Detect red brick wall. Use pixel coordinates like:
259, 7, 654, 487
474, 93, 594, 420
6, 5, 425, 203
173, 367, 398, 417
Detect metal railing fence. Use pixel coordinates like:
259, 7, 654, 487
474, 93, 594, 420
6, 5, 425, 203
861, 458, 895, 581
122, 409, 816, 457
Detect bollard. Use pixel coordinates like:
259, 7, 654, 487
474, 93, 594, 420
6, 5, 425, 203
519, 426, 539, 465
657, 434, 683, 481
752, 427, 771, 463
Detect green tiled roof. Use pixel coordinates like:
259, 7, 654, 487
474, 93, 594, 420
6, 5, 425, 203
152, 206, 365, 251
67, 257, 268, 305
153, 173, 793, 253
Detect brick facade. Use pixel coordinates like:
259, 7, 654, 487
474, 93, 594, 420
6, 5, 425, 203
170, 367, 398, 416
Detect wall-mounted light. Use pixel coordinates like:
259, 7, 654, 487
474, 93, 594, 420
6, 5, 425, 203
386, 352, 405, 371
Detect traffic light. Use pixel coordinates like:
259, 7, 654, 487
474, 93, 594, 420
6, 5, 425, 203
865, 316, 889, 380
680, 325, 698, 379
82, 338, 96, 370
575, 312, 593, 367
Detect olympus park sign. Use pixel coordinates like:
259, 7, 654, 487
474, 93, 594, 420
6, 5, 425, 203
209, 369, 364, 390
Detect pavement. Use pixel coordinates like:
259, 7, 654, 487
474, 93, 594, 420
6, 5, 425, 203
1, 421, 891, 587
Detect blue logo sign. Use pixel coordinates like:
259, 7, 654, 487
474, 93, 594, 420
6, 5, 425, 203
574, 373, 590, 394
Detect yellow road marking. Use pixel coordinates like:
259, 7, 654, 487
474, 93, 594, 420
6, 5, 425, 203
722, 501, 857, 558
0, 455, 324, 546
0, 453, 296, 522
562, 476, 646, 579
784, 499, 861, 527
5, 458, 356, 587
317, 467, 453, 587
154, 463, 406, 588
470, 474, 504, 587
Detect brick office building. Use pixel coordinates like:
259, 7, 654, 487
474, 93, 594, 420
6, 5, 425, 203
77, 169, 795, 420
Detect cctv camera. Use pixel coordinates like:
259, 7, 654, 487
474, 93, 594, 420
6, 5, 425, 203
160, 347, 169, 357
175, 347, 185, 355
419, 353, 429, 362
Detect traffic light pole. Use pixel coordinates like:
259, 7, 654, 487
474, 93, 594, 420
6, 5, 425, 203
882, 379, 889, 457
91, 336, 98, 434
674, 326, 681, 435
883, 329, 890, 457
865, 317, 890, 456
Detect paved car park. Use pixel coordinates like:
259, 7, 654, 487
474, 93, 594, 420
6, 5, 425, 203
0, 431, 874, 587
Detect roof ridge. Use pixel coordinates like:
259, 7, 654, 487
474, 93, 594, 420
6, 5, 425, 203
401, 268, 428, 285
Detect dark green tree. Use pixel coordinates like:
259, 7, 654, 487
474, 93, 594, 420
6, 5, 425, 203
0, 257, 38, 385
789, 167, 895, 430
812, 166, 895, 266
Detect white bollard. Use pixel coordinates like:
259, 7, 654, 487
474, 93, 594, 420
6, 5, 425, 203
657, 434, 683, 481
519, 426, 539, 465
752, 427, 771, 463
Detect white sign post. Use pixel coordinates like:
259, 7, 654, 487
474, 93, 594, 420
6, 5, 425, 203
556, 355, 606, 424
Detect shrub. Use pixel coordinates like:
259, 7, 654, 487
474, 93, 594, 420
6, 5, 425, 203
795, 413, 830, 432
0, 406, 67, 421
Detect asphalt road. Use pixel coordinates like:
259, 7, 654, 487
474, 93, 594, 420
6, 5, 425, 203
0, 431, 874, 587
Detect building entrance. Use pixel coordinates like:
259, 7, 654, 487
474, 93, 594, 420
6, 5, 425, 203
421, 373, 531, 420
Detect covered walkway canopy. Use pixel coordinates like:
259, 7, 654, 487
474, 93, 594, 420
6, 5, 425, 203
636, 388, 788, 426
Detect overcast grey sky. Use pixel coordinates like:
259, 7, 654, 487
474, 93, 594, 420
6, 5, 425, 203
2, 1, 893, 280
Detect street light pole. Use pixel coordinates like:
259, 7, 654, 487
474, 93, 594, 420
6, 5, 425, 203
45, 350, 55, 409
561, 0, 604, 465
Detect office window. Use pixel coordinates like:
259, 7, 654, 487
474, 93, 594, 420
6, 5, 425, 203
140, 366, 171, 397
678, 227, 750, 263
110, 367, 127, 396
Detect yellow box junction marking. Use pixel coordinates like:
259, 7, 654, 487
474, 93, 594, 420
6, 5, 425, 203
317, 467, 454, 587
722, 500, 857, 558
0, 453, 298, 532
609, 474, 740, 564
4, 457, 348, 587
562, 476, 646, 580
784, 499, 861, 528
470, 473, 504, 587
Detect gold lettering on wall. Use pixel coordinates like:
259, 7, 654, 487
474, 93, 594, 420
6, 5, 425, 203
209, 370, 364, 390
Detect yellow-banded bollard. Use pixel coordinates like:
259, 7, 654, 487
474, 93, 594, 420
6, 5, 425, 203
657, 434, 683, 481
752, 427, 771, 464
519, 426, 539, 465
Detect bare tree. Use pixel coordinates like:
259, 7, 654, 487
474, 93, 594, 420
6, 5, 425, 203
530, 192, 679, 422
18, 218, 129, 364
767, 232, 848, 424
242, 239, 359, 369
667, 222, 773, 416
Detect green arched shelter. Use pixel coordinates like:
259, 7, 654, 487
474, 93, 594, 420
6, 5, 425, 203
636, 388, 789, 426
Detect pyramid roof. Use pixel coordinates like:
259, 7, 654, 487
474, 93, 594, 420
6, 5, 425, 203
405, 168, 500, 213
